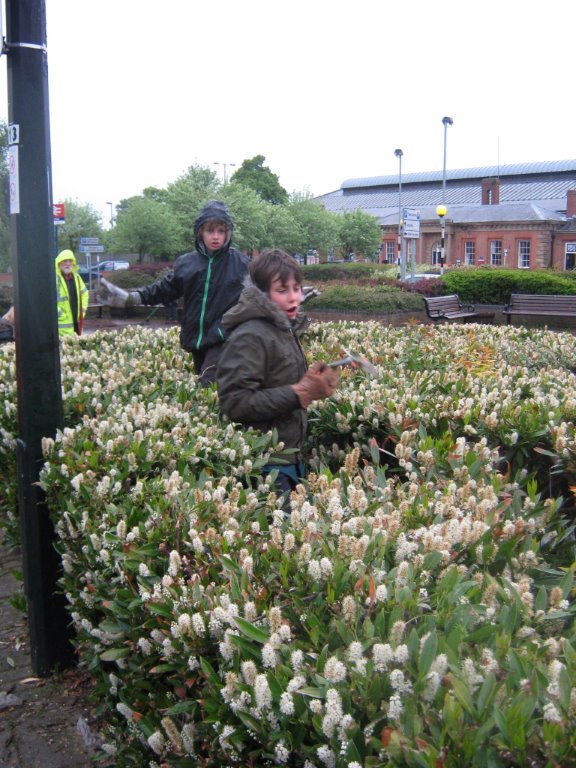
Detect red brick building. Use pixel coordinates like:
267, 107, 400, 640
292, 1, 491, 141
317, 160, 576, 271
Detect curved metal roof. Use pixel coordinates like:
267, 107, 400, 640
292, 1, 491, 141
341, 159, 576, 190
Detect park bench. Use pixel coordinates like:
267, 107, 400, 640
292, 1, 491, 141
503, 294, 576, 325
423, 294, 495, 323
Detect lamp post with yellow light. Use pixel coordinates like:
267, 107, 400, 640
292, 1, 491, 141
437, 116, 453, 274
436, 203, 447, 275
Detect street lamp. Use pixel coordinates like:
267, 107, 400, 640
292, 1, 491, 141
214, 161, 236, 184
394, 148, 404, 280
106, 201, 114, 229
437, 116, 453, 274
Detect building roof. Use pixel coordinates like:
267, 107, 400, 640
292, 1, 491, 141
317, 159, 576, 225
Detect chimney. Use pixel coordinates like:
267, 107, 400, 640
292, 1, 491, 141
481, 177, 500, 205
567, 189, 576, 218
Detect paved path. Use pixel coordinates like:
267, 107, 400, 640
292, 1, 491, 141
0, 544, 101, 768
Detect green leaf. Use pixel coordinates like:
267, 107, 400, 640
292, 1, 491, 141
296, 686, 324, 698
199, 656, 221, 687
164, 700, 198, 716
449, 674, 475, 716
233, 615, 269, 644
534, 586, 548, 613
418, 630, 437, 676
99, 647, 130, 661
422, 550, 443, 572
229, 633, 264, 662
465, 624, 498, 644
477, 673, 496, 717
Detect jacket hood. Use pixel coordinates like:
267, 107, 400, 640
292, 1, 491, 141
55, 249, 78, 268
222, 281, 309, 335
194, 200, 234, 253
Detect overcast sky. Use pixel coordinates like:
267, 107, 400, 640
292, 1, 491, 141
1, 0, 574, 226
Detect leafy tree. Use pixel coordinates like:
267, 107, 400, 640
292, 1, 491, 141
109, 196, 184, 262
164, 165, 220, 248
231, 155, 288, 205
54, 199, 105, 259
0, 122, 10, 271
337, 209, 382, 260
218, 184, 270, 254
262, 204, 303, 254
287, 194, 341, 254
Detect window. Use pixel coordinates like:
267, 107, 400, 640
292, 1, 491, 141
384, 241, 395, 264
565, 242, 576, 271
464, 241, 475, 265
490, 240, 502, 266
518, 240, 530, 269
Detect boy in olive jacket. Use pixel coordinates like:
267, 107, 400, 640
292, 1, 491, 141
217, 249, 339, 495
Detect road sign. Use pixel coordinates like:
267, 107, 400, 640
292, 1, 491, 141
53, 203, 65, 220
79, 244, 105, 253
80, 237, 100, 245
402, 207, 420, 239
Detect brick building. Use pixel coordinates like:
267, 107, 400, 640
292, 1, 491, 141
317, 160, 576, 271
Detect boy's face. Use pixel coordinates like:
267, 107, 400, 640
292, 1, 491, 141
268, 275, 302, 321
200, 221, 228, 253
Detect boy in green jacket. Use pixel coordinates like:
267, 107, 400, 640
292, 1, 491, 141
217, 248, 339, 497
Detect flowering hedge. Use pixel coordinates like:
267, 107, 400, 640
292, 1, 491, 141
1, 322, 576, 767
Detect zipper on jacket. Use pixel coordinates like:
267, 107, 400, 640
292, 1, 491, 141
195, 255, 214, 349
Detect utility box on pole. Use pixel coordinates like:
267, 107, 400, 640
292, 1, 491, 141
5, 0, 74, 674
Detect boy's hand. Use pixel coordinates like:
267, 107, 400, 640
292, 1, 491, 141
99, 278, 141, 308
292, 362, 340, 407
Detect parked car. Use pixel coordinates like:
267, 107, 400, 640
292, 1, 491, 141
78, 260, 129, 281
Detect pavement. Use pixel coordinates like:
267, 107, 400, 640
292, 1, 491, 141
0, 543, 102, 768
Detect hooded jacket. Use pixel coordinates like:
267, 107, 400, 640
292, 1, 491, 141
136, 201, 250, 353
55, 250, 89, 336
217, 282, 310, 464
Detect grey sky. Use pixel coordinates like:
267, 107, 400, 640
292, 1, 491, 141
1, 0, 574, 226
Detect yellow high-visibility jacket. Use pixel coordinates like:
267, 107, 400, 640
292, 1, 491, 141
55, 250, 89, 336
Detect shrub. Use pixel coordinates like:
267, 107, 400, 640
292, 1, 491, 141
442, 267, 576, 305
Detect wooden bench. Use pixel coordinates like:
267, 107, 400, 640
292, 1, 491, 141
87, 303, 105, 319
503, 294, 576, 325
424, 294, 495, 323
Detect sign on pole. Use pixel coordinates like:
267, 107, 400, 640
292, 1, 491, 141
79, 236, 100, 245
402, 207, 420, 239
79, 244, 105, 253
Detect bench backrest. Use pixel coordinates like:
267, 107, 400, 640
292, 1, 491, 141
424, 295, 462, 314
508, 294, 576, 311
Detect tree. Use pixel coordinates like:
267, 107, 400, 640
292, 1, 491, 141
263, 204, 303, 254
231, 155, 288, 205
54, 199, 105, 259
337, 210, 382, 261
109, 196, 184, 262
287, 195, 341, 254
164, 165, 220, 248
217, 184, 270, 254
0, 122, 10, 271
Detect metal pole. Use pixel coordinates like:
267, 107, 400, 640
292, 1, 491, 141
394, 149, 404, 280
439, 117, 453, 274
5, 0, 74, 675
106, 201, 114, 228
214, 161, 236, 184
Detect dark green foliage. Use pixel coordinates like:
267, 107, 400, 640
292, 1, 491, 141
0, 283, 13, 315
442, 267, 576, 304
302, 262, 393, 281
306, 283, 424, 313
